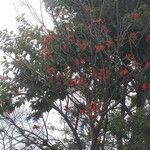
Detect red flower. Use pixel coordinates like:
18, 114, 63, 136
118, 68, 129, 77
131, 61, 140, 70
142, 83, 150, 91
101, 25, 111, 33
89, 114, 97, 120
114, 35, 123, 43
43, 35, 54, 45
91, 68, 110, 81
76, 39, 87, 50
74, 57, 85, 65
56, 72, 63, 80
93, 18, 105, 25
95, 44, 105, 52
47, 67, 55, 75
88, 101, 99, 112
98, 69, 110, 81
145, 61, 150, 69
129, 32, 138, 41
67, 77, 88, 87
105, 40, 114, 49
79, 109, 86, 114
66, 32, 74, 41
76, 77, 88, 87
131, 12, 141, 20
61, 44, 69, 50
145, 35, 150, 42
41, 47, 53, 59
32, 125, 40, 129
124, 53, 134, 60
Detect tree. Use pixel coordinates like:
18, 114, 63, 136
0, 0, 150, 149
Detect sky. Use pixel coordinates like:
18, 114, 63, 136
0, 0, 53, 31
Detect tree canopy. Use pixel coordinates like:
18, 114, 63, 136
0, 0, 150, 149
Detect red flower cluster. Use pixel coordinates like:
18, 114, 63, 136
92, 18, 105, 25
145, 35, 150, 42
67, 77, 88, 87
118, 68, 129, 77
124, 53, 134, 60
95, 40, 113, 53
88, 101, 100, 112
79, 108, 86, 114
74, 57, 86, 65
145, 61, 150, 69
41, 47, 52, 59
105, 40, 114, 49
47, 67, 55, 75
76, 39, 87, 50
66, 32, 74, 41
91, 68, 110, 81
43, 35, 54, 45
129, 32, 138, 42
131, 61, 140, 70
101, 25, 111, 33
131, 12, 141, 20
79, 101, 100, 120
95, 44, 105, 52
142, 83, 150, 91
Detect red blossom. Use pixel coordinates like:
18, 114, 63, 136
145, 35, 150, 42
43, 35, 54, 45
88, 101, 99, 112
114, 35, 123, 43
131, 12, 141, 20
142, 83, 150, 91
118, 68, 129, 77
105, 40, 114, 49
74, 57, 86, 65
32, 125, 40, 129
91, 68, 110, 81
145, 61, 150, 69
124, 53, 134, 60
76, 39, 87, 50
61, 44, 69, 50
89, 114, 97, 120
92, 18, 105, 25
95, 44, 105, 52
41, 47, 52, 59
56, 72, 63, 80
129, 32, 138, 41
131, 61, 140, 70
79, 109, 86, 114
66, 32, 74, 41
67, 77, 88, 87
47, 67, 55, 75
101, 25, 111, 33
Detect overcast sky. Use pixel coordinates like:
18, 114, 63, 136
0, 0, 53, 31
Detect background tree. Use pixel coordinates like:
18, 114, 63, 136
0, 0, 150, 149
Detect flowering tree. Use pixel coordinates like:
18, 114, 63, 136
0, 0, 150, 149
